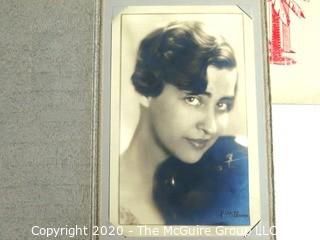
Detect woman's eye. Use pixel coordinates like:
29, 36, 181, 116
184, 96, 201, 106
216, 102, 229, 112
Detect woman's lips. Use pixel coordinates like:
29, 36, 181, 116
185, 138, 210, 150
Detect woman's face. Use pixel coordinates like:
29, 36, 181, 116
148, 66, 237, 164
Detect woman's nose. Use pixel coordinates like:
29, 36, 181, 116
196, 111, 218, 135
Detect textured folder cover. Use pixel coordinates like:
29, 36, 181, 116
0, 0, 100, 239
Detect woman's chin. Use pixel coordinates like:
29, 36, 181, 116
174, 151, 204, 164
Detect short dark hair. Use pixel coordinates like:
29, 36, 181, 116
131, 21, 236, 97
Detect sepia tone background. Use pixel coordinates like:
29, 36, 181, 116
0, 0, 98, 239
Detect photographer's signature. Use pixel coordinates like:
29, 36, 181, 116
220, 210, 248, 218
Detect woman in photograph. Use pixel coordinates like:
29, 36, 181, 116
120, 21, 249, 225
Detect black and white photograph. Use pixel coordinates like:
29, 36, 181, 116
107, 5, 266, 237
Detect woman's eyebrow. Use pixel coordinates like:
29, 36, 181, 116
220, 96, 235, 101
184, 90, 212, 97
203, 92, 212, 97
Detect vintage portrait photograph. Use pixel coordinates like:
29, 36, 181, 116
107, 5, 264, 237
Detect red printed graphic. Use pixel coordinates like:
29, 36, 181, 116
267, 0, 307, 65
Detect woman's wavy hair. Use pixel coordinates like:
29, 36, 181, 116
131, 21, 236, 97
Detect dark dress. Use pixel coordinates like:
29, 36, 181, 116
153, 136, 250, 225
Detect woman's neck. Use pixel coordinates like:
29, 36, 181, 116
123, 111, 169, 183
120, 109, 167, 224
